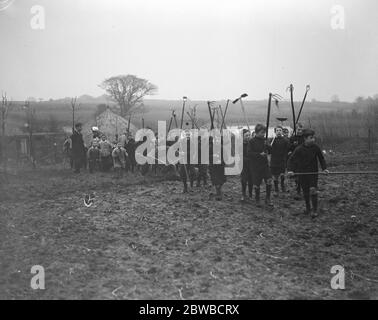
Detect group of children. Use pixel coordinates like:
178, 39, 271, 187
65, 123, 137, 176
175, 122, 328, 217
240, 123, 328, 217
86, 133, 137, 177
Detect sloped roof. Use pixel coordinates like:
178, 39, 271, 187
82, 108, 138, 146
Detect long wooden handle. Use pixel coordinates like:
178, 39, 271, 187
291, 171, 378, 176
207, 101, 214, 130
239, 99, 250, 131
220, 99, 230, 131
265, 93, 272, 142
296, 85, 310, 125
290, 85, 296, 136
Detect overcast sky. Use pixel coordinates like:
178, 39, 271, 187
0, 0, 377, 102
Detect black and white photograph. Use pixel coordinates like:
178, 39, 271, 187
0, 0, 377, 303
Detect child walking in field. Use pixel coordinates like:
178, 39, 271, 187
87, 138, 101, 173
247, 124, 273, 207
289, 123, 305, 199
287, 129, 328, 217
112, 142, 128, 178
270, 126, 290, 196
99, 135, 113, 172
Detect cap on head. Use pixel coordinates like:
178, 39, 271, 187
302, 128, 315, 138
254, 124, 266, 134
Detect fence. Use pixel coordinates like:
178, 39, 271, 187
0, 133, 67, 168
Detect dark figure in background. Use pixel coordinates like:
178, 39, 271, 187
125, 135, 136, 173
209, 136, 226, 201
180, 131, 196, 193
99, 135, 113, 172
112, 141, 128, 178
241, 129, 253, 201
70, 123, 86, 173
138, 135, 151, 176
63, 136, 73, 169
270, 126, 290, 196
288, 129, 328, 218
247, 124, 272, 207
153, 133, 159, 175
196, 136, 208, 187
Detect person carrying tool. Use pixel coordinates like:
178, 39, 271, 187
196, 135, 208, 187
247, 124, 273, 207
70, 123, 86, 174
87, 138, 101, 173
288, 123, 305, 199
180, 130, 196, 193
287, 128, 329, 218
270, 126, 290, 196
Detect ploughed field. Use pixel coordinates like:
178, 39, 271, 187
0, 154, 377, 299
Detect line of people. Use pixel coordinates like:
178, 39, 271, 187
66, 122, 328, 217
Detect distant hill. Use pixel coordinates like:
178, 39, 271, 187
50, 94, 111, 104
5, 95, 364, 133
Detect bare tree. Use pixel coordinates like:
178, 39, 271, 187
23, 100, 36, 168
1, 92, 12, 165
99, 75, 157, 117
70, 97, 79, 133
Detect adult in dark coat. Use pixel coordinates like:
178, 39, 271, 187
247, 124, 272, 207
70, 123, 86, 173
125, 136, 136, 173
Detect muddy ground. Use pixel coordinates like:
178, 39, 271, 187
0, 154, 377, 300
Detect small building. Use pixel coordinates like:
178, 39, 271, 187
82, 108, 138, 146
